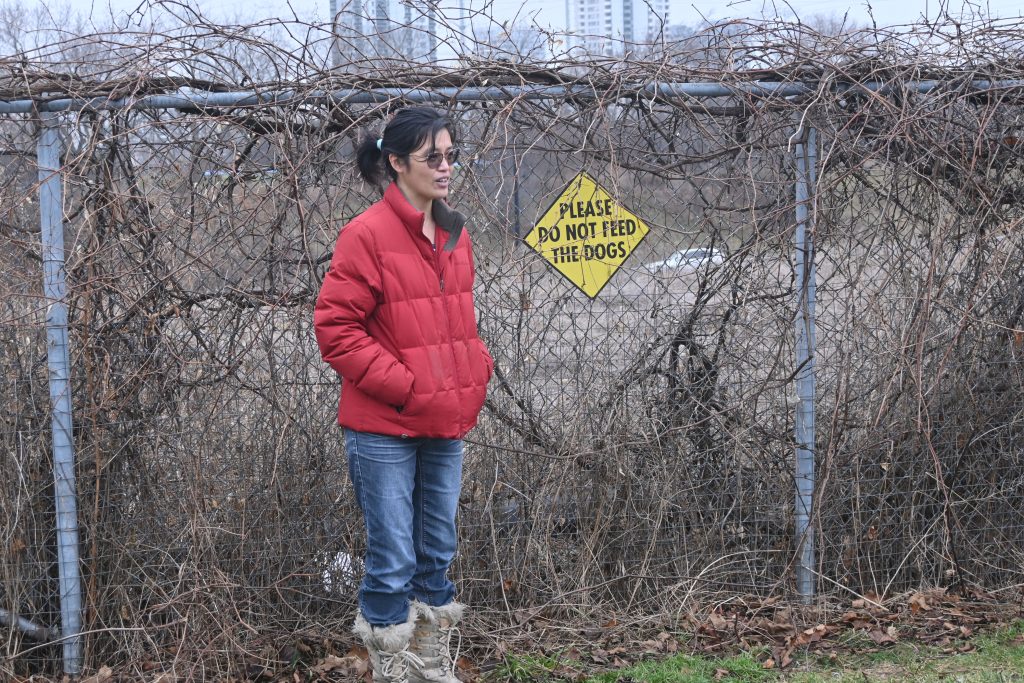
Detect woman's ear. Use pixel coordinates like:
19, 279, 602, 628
389, 153, 405, 175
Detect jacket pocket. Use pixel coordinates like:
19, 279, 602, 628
395, 373, 421, 415
477, 338, 494, 382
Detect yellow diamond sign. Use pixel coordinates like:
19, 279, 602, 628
523, 172, 650, 298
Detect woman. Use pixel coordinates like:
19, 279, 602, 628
314, 107, 493, 683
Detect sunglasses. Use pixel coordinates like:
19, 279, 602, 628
412, 148, 460, 170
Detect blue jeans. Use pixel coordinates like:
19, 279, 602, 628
344, 429, 463, 627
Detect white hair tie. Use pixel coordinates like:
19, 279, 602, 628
376, 138, 383, 151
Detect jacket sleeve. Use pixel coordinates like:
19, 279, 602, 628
314, 222, 415, 407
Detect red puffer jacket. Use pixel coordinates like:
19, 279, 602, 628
314, 183, 493, 439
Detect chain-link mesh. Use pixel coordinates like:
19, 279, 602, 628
3, 10, 1024, 677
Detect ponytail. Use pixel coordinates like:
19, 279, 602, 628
356, 136, 385, 186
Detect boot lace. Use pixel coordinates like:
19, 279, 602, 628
410, 619, 462, 681
438, 621, 462, 675
378, 647, 425, 679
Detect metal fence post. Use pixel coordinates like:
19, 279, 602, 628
38, 110, 83, 675
794, 124, 818, 603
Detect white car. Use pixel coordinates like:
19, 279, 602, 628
643, 247, 723, 273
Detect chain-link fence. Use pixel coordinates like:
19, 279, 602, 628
3, 10, 1024, 678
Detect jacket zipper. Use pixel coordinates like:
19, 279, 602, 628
433, 237, 463, 431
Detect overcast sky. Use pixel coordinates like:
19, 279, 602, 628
61, 0, 1023, 27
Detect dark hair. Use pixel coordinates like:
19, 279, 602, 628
356, 107, 455, 187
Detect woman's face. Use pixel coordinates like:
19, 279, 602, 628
392, 128, 454, 208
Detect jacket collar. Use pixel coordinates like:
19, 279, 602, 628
382, 182, 465, 252
383, 182, 425, 237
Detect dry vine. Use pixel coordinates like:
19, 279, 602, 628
2, 3, 1024, 677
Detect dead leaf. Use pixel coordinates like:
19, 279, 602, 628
513, 609, 535, 625
707, 612, 729, 630
601, 617, 618, 629
749, 615, 795, 637
841, 611, 873, 629
311, 655, 365, 676
868, 628, 897, 645
640, 640, 662, 654
771, 645, 794, 668
714, 668, 730, 680
908, 593, 931, 614
81, 666, 113, 683
346, 644, 369, 659
550, 662, 583, 682
794, 624, 827, 646
762, 658, 775, 669
968, 587, 992, 601
455, 655, 479, 678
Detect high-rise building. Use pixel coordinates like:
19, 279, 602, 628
332, 0, 468, 63
570, 0, 671, 55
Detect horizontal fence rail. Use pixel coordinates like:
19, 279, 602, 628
4, 79, 1024, 114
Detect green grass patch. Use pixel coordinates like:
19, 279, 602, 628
588, 651, 773, 683
490, 651, 585, 682
487, 621, 1024, 682
784, 620, 1024, 682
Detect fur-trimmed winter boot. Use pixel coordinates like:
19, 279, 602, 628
353, 608, 422, 683
408, 601, 464, 683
